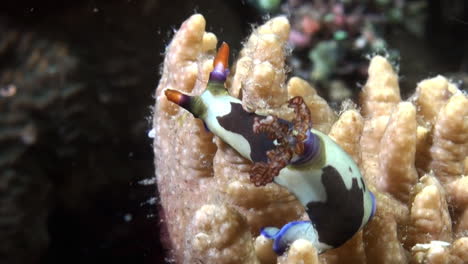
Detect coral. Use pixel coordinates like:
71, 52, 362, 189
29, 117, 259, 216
187, 204, 259, 264
278, 239, 320, 264
153, 14, 468, 264
229, 15, 290, 109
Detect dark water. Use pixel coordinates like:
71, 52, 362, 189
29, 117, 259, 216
0, 1, 258, 263
0, 1, 466, 264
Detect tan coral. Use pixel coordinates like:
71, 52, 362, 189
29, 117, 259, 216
254, 235, 277, 264
406, 174, 452, 247
328, 109, 363, 163
277, 239, 321, 264
359, 55, 401, 118
411, 238, 468, 264
415, 125, 432, 172
153, 14, 468, 264
363, 212, 407, 264
355, 56, 410, 263
319, 232, 366, 264
412, 76, 461, 172
359, 55, 401, 188
455, 210, 468, 239
153, 14, 219, 263
464, 157, 468, 175
187, 204, 259, 264
429, 94, 468, 184
230, 16, 290, 109
446, 176, 468, 211
378, 102, 418, 203
413, 76, 457, 125
411, 241, 451, 264
450, 237, 468, 263
446, 176, 468, 238
287, 77, 337, 133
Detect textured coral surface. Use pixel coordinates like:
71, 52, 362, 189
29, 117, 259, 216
153, 14, 468, 264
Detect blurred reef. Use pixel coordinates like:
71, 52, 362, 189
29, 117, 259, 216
249, 0, 468, 103
0, 1, 257, 263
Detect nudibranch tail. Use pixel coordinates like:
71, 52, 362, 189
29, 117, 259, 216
260, 221, 329, 255
209, 42, 230, 83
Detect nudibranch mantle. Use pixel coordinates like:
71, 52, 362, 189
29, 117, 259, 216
273, 128, 375, 251
164, 42, 376, 256
200, 89, 251, 156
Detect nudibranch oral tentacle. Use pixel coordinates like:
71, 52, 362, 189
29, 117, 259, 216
164, 42, 376, 256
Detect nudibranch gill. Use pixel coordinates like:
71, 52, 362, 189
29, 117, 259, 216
164, 42, 376, 255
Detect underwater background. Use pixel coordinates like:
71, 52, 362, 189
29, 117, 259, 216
1, 0, 467, 264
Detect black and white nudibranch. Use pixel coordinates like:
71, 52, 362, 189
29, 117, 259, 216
165, 42, 376, 255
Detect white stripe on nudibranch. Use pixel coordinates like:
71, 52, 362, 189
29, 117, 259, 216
200, 91, 254, 160
313, 130, 374, 228
313, 129, 374, 229
274, 129, 374, 230
313, 129, 362, 191
275, 166, 328, 205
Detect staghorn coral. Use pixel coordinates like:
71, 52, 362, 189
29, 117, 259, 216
153, 14, 468, 264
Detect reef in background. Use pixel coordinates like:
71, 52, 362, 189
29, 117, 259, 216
0, 13, 159, 262
153, 14, 467, 264
0, 24, 78, 263
247, 0, 428, 104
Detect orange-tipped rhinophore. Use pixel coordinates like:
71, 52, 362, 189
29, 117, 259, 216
165, 89, 184, 105
164, 89, 193, 111
213, 42, 229, 70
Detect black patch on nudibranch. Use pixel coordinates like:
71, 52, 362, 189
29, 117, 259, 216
217, 103, 275, 162
348, 167, 352, 173
361, 178, 366, 192
306, 166, 364, 247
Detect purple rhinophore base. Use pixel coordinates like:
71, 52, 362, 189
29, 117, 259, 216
291, 130, 320, 165
209, 63, 229, 82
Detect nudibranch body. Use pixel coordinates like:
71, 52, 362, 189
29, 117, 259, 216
165, 43, 276, 164
264, 128, 376, 254
165, 42, 376, 255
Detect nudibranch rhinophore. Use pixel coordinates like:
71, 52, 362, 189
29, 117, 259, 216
164, 42, 376, 255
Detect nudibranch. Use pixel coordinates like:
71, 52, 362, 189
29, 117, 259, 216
165, 42, 376, 255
